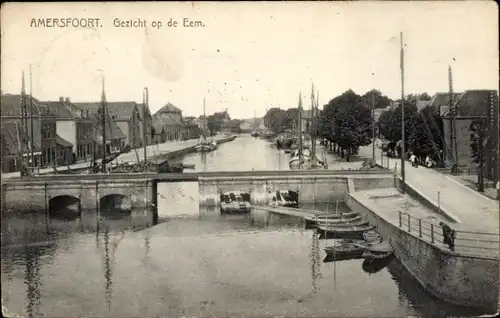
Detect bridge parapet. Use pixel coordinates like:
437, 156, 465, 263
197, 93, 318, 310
1, 178, 154, 213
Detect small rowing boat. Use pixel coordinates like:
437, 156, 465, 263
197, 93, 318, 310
324, 239, 366, 259
317, 224, 375, 239
362, 241, 394, 263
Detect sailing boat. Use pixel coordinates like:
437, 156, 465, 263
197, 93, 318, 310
251, 109, 260, 138
195, 97, 216, 152
289, 86, 327, 170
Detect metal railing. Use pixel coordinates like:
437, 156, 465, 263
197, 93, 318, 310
397, 210, 499, 256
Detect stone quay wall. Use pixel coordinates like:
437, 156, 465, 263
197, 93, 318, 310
345, 187, 499, 313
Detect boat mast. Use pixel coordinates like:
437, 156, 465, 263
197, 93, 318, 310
310, 83, 316, 165
298, 92, 303, 157
143, 87, 148, 167
101, 77, 107, 173
203, 97, 207, 140
29, 64, 34, 168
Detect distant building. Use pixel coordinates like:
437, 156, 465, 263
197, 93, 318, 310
183, 116, 202, 140
43, 97, 95, 164
71, 102, 127, 154
152, 103, 186, 144
438, 90, 499, 180
1, 93, 54, 171
239, 118, 264, 132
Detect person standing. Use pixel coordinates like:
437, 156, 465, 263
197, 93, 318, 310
409, 152, 417, 167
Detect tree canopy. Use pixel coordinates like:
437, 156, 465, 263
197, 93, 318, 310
319, 89, 374, 161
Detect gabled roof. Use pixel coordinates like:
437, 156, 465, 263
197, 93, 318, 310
429, 92, 462, 108
1, 94, 44, 117
89, 113, 126, 141
43, 100, 92, 119
453, 90, 497, 117
154, 102, 182, 115
153, 112, 184, 128
73, 101, 137, 121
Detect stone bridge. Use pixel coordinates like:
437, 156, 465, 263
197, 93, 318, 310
1, 169, 395, 213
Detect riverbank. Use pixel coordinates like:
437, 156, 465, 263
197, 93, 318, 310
0, 136, 237, 179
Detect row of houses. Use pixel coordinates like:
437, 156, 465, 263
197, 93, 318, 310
1, 92, 203, 173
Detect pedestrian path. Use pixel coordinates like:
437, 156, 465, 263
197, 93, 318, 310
352, 187, 499, 258
357, 144, 499, 234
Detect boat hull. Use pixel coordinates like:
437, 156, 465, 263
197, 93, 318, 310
316, 225, 375, 239
220, 202, 251, 214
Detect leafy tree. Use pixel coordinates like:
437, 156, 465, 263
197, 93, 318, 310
319, 89, 373, 161
408, 105, 443, 160
419, 92, 432, 101
264, 107, 287, 133
377, 102, 418, 143
362, 89, 392, 109
470, 119, 488, 191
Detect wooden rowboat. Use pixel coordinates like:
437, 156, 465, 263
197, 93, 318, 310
317, 225, 375, 239
362, 241, 394, 263
304, 212, 359, 221
312, 216, 362, 226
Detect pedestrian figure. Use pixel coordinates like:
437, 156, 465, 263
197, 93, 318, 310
439, 222, 456, 251
425, 155, 432, 168
496, 181, 499, 201
409, 153, 417, 167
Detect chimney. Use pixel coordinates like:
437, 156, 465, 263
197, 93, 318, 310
59, 96, 64, 102
65, 97, 70, 103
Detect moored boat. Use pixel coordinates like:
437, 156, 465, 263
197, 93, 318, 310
269, 190, 299, 208
362, 241, 394, 263
363, 228, 383, 243
220, 191, 252, 213
324, 239, 367, 259
317, 224, 375, 239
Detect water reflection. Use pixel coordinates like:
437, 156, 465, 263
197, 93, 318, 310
362, 255, 394, 274
387, 258, 487, 317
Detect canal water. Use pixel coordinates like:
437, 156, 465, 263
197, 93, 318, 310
1, 135, 485, 317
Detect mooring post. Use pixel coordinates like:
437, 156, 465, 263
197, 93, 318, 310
418, 219, 422, 237
398, 211, 402, 227
431, 224, 434, 243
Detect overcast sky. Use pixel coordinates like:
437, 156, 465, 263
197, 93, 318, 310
1, 1, 498, 119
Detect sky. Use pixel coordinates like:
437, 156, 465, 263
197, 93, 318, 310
1, 1, 498, 119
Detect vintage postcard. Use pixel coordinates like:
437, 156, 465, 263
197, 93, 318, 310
1, 1, 499, 317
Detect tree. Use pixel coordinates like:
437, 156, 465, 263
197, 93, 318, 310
408, 105, 443, 161
362, 89, 393, 109
470, 119, 488, 192
377, 102, 418, 143
264, 107, 287, 133
419, 92, 432, 101
320, 89, 373, 161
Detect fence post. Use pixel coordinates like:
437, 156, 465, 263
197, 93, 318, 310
407, 214, 411, 232
418, 219, 422, 237
437, 191, 441, 213
399, 211, 402, 227
431, 224, 434, 243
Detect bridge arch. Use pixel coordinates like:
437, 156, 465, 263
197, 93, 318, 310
48, 195, 81, 220
99, 194, 132, 219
